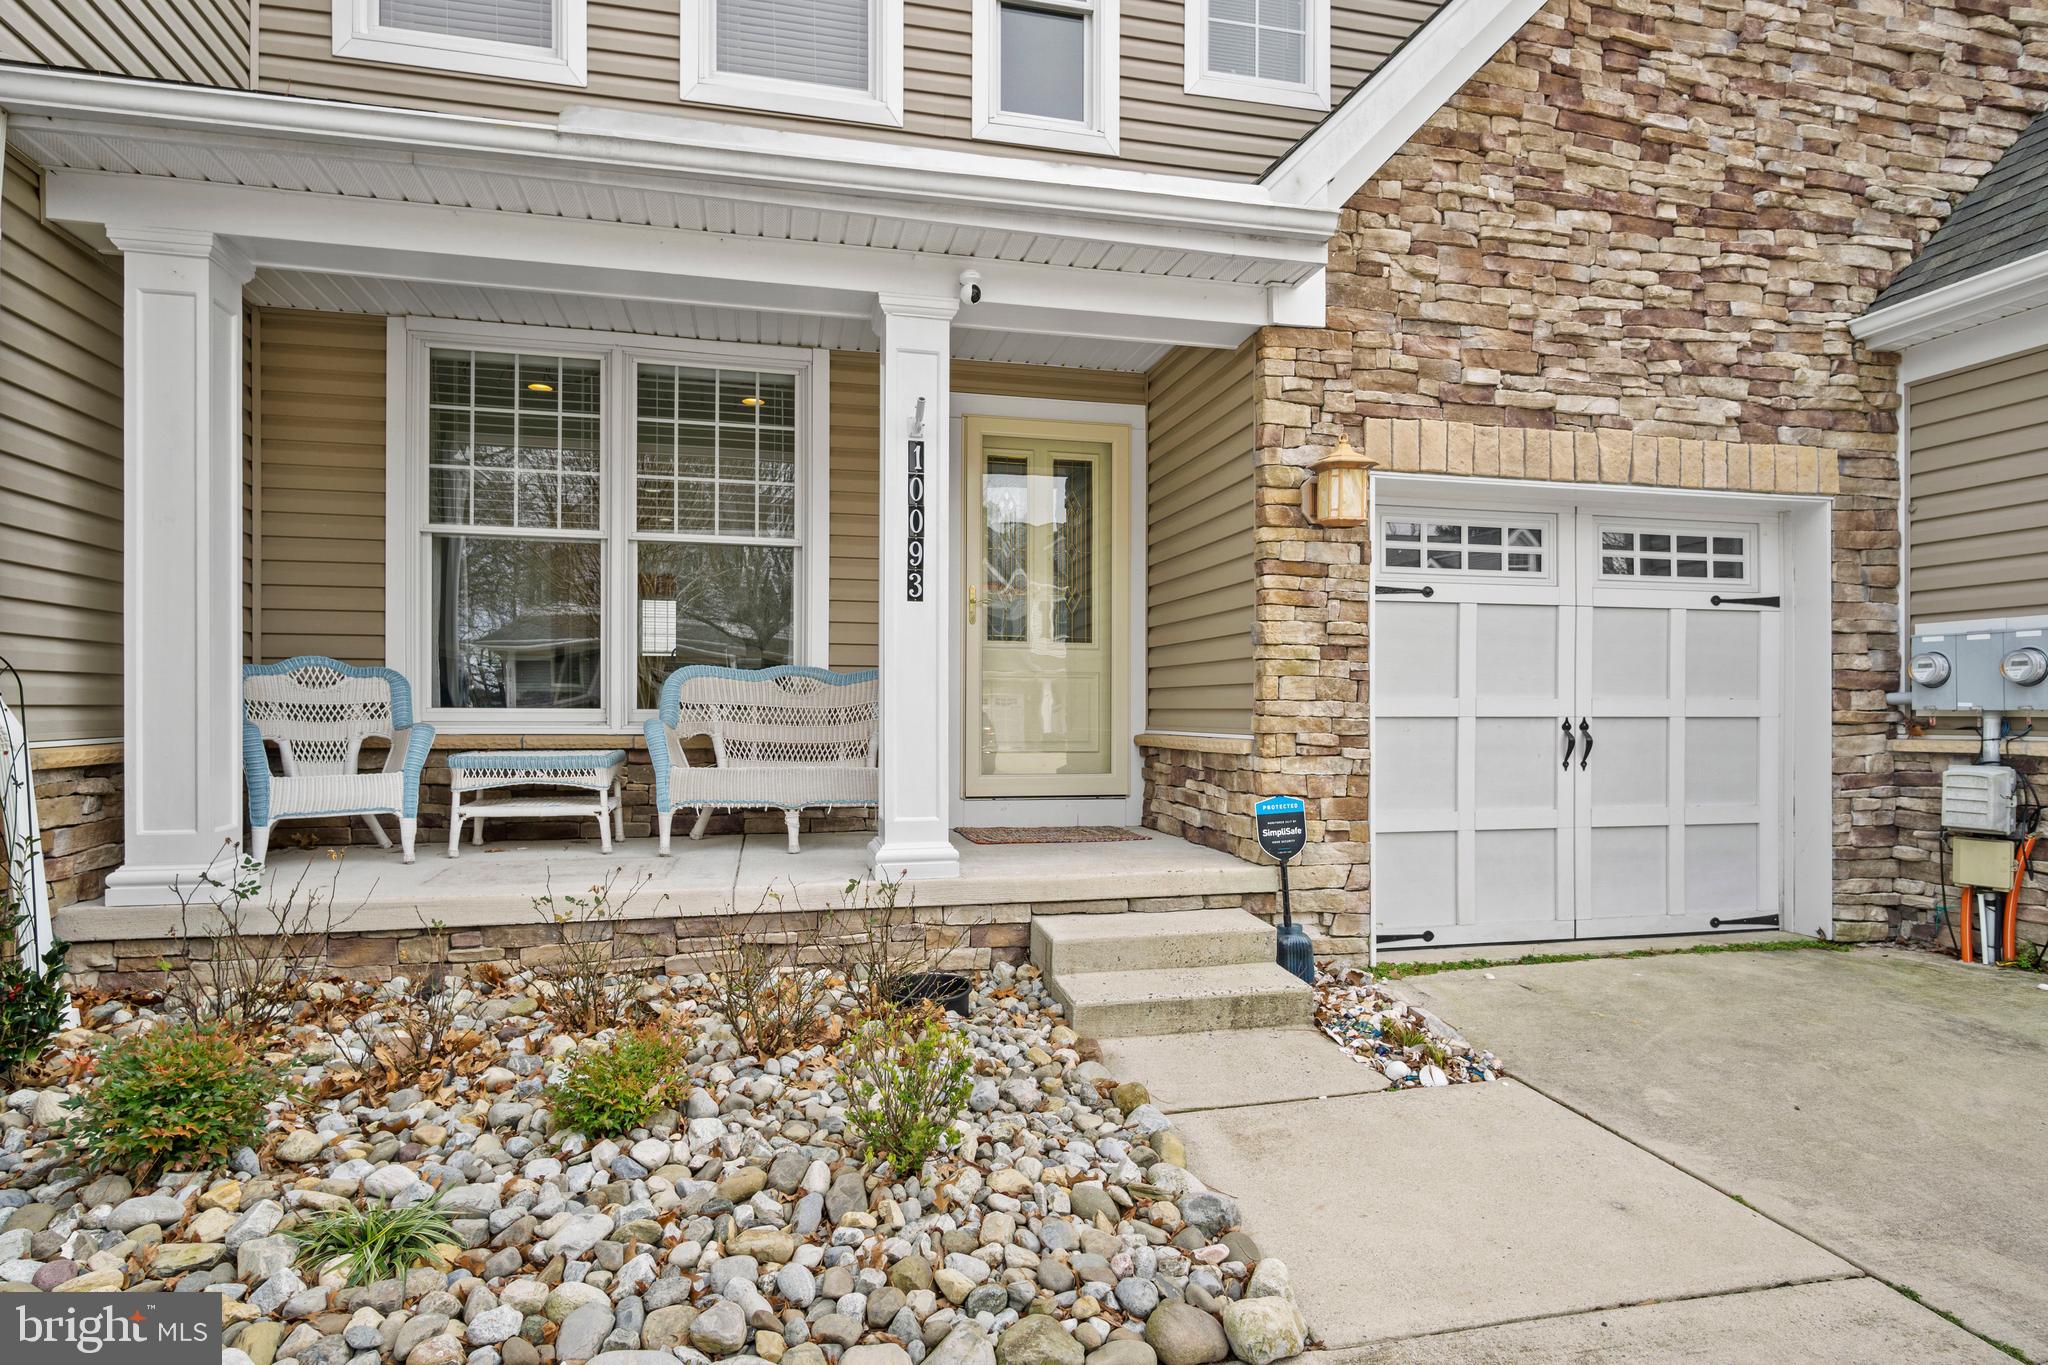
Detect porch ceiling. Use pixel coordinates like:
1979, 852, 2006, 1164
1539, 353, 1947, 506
244, 269, 1173, 371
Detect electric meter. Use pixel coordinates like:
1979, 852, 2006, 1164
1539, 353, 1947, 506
2003, 646, 2048, 687
1910, 651, 1952, 687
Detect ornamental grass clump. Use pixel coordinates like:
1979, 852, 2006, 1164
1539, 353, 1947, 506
845, 1008, 973, 1175
66, 1023, 286, 1177
547, 1026, 694, 1137
293, 1196, 454, 1285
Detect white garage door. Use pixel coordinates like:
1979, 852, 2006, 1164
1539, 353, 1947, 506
1370, 501, 1782, 947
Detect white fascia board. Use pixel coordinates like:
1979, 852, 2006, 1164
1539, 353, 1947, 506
0, 67, 1333, 256
1896, 301, 2048, 386
1263, 0, 1551, 211
1850, 245, 2048, 353
45, 170, 1271, 346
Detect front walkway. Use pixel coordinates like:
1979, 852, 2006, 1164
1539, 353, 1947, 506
1103, 946, 2041, 1361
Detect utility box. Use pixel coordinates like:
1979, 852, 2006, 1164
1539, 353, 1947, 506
1910, 620, 2008, 714
1941, 764, 2018, 836
1950, 836, 2019, 890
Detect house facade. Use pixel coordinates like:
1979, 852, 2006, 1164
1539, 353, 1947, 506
4, 0, 2048, 968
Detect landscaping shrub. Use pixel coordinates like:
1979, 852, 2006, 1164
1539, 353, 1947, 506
547, 1026, 693, 1137
700, 891, 837, 1057
66, 1023, 286, 1176
839, 872, 964, 1019
845, 1009, 973, 1174
293, 1196, 454, 1285
530, 871, 653, 1033
0, 838, 69, 1083
167, 843, 351, 1041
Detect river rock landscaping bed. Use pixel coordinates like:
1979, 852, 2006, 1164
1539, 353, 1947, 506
1312, 966, 1500, 1088
0, 961, 1312, 1365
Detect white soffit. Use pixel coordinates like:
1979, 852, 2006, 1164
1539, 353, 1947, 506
246, 269, 1170, 371
0, 70, 1331, 288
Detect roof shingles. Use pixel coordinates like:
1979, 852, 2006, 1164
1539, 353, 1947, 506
1874, 107, 2048, 308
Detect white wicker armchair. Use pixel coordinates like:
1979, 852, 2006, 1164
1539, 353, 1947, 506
242, 657, 437, 864
644, 665, 878, 854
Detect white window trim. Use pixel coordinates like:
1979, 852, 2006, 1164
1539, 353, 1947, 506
1182, 0, 1329, 111
679, 0, 906, 127
385, 317, 830, 734
332, 0, 589, 85
971, 0, 1120, 157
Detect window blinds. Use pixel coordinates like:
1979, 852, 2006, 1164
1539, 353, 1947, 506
1207, 0, 1306, 85
715, 0, 873, 92
380, 0, 555, 48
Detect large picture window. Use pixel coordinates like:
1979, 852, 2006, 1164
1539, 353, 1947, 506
394, 323, 824, 728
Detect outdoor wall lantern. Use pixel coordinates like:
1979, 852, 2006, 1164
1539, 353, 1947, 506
1306, 434, 1378, 528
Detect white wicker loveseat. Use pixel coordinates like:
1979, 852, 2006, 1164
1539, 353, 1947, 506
644, 664, 878, 854
242, 656, 437, 864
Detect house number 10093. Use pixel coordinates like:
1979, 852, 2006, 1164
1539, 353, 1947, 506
906, 438, 926, 602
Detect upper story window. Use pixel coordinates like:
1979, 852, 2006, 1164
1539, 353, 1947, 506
1184, 0, 1329, 111
332, 0, 588, 85
682, 0, 907, 126
973, 0, 1119, 155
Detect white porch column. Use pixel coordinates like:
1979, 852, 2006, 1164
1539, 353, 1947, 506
871, 293, 961, 879
101, 229, 253, 906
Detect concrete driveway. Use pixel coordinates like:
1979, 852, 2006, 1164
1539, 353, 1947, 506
1099, 946, 2044, 1361
1405, 946, 2048, 1360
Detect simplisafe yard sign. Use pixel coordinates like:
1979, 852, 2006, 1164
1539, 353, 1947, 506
1254, 795, 1314, 982
1255, 794, 1307, 861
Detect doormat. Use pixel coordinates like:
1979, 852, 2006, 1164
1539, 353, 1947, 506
954, 826, 1148, 845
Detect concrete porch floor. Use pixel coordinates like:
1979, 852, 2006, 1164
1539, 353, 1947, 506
55, 828, 1277, 943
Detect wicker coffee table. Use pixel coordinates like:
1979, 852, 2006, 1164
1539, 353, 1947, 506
445, 749, 627, 856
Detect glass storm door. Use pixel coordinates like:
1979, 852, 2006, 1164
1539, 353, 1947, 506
963, 418, 1129, 798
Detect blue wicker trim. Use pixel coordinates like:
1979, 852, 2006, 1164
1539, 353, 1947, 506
244, 655, 419, 729
644, 718, 673, 813
241, 719, 272, 828
446, 749, 626, 772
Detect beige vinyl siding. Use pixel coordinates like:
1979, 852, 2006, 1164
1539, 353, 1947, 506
825, 352, 1146, 668
256, 0, 1440, 180
1142, 341, 1253, 734
254, 309, 387, 664
1, 0, 249, 86
0, 151, 123, 743
1907, 346, 2048, 623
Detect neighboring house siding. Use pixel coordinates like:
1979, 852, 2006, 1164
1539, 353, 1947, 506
1142, 342, 1253, 734
253, 308, 386, 664
0, 151, 122, 743
1907, 345, 2048, 623
825, 352, 1147, 669
0, 0, 250, 86
255, 0, 1440, 180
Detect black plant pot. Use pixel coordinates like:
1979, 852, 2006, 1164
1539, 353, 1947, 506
886, 971, 973, 1016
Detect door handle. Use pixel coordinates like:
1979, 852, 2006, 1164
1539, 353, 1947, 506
1579, 718, 1594, 770
1561, 718, 1575, 769
1709, 594, 1780, 607
1374, 584, 1434, 597
968, 585, 978, 624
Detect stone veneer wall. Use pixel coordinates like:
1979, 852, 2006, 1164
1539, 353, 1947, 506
1234, 0, 2048, 948
22, 744, 123, 909
62, 893, 1255, 994
1891, 739, 2047, 954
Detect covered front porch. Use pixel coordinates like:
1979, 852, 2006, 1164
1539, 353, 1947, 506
5, 72, 1315, 911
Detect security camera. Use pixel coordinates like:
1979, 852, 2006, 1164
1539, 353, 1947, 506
959, 270, 983, 306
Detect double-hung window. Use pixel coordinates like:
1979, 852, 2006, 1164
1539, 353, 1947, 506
681, 0, 907, 125
1184, 0, 1328, 110
332, 0, 588, 84
973, 0, 1119, 155
395, 322, 824, 730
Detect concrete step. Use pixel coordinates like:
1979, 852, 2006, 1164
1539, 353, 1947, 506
1030, 907, 1275, 976
1047, 961, 1313, 1039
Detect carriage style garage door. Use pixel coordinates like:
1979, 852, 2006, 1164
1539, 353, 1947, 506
1370, 495, 1784, 946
